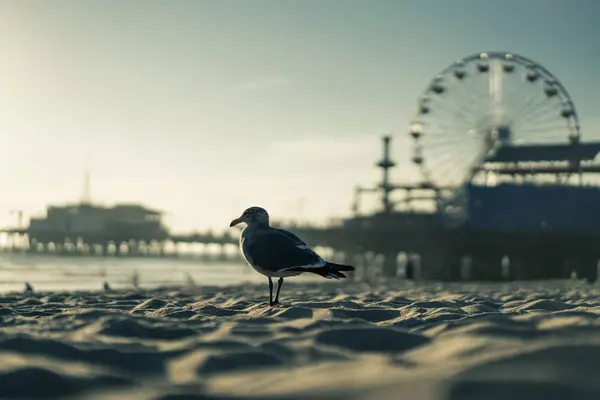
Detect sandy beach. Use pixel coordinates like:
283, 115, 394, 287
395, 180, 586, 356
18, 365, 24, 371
0, 278, 598, 399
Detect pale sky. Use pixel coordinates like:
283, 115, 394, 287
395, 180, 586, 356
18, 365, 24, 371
0, 0, 598, 233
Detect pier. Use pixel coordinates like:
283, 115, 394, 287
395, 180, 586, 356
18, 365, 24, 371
4, 126, 600, 283
4, 129, 600, 282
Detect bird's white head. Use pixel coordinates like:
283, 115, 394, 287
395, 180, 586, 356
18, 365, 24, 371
229, 206, 270, 228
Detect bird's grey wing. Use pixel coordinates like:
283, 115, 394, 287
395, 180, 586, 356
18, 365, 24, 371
273, 228, 310, 249
245, 229, 325, 273
273, 228, 326, 268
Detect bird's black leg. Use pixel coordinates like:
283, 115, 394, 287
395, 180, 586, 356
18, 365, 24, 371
273, 277, 284, 305
268, 277, 274, 306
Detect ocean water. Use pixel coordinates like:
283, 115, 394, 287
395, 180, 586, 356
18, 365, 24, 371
0, 254, 320, 293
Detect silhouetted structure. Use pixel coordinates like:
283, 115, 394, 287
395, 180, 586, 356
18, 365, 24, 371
318, 52, 600, 283
26, 202, 168, 244
0, 200, 242, 260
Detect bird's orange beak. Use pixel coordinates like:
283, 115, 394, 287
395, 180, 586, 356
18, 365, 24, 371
229, 217, 243, 227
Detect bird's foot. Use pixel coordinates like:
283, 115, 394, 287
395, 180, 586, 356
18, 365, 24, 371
269, 300, 280, 307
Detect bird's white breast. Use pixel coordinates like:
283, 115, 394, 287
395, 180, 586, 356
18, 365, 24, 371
239, 227, 253, 265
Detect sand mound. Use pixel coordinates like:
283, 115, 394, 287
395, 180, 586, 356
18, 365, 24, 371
0, 280, 599, 399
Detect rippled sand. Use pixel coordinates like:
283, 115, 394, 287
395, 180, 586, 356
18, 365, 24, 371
1, 279, 600, 399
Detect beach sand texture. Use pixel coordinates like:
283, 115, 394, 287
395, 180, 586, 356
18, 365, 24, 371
1, 279, 599, 399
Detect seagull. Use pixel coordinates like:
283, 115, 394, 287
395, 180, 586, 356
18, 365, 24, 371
230, 206, 355, 306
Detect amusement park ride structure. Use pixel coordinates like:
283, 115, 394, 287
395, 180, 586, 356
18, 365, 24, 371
346, 52, 600, 282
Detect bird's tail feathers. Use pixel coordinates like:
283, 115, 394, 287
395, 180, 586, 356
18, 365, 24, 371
284, 262, 355, 280
325, 262, 355, 272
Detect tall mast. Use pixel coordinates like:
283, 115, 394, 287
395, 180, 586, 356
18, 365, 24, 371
376, 135, 396, 213
82, 169, 91, 204
82, 153, 92, 204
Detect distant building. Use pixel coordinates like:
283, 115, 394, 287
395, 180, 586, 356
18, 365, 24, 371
27, 202, 169, 243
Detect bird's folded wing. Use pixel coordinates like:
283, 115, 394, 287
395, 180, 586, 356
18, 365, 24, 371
246, 229, 325, 272
272, 228, 310, 249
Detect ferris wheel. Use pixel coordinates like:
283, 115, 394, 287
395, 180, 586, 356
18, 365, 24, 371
409, 52, 580, 188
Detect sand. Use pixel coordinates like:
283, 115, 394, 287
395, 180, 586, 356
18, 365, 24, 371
1, 279, 599, 400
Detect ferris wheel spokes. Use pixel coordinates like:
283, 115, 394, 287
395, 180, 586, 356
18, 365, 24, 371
409, 51, 581, 188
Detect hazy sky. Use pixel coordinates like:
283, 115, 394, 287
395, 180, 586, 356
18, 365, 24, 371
0, 0, 599, 232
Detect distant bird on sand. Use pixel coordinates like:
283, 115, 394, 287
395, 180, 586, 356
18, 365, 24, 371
230, 206, 355, 306
24, 282, 34, 293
